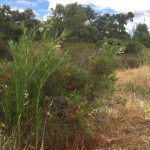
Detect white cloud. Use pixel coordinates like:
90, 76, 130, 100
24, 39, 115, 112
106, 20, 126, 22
37, 0, 48, 3
33, 10, 40, 17
47, 0, 150, 13
11, 6, 25, 12
46, 0, 150, 32
16, 0, 38, 7
42, 13, 49, 21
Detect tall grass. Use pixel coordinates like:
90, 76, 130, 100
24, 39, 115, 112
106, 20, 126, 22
117, 65, 150, 91
2, 25, 68, 149
115, 65, 150, 105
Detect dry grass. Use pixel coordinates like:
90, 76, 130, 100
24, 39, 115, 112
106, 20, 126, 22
89, 99, 150, 150
0, 129, 19, 150
116, 65, 150, 91
115, 65, 150, 104
115, 54, 141, 69
115, 65, 150, 111
88, 65, 150, 149
2, 101, 150, 150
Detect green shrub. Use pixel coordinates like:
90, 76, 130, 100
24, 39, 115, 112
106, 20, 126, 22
84, 38, 118, 101
89, 53, 116, 99
36, 45, 116, 148
125, 41, 144, 54
44, 64, 90, 97
0, 25, 117, 149
96, 38, 125, 54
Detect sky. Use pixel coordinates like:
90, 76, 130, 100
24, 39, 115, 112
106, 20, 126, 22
0, 0, 150, 33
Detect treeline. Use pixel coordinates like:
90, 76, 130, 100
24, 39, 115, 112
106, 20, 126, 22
47, 3, 134, 42
1, 3, 150, 48
0, 5, 39, 42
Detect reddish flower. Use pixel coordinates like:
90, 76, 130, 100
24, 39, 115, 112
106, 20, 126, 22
67, 83, 75, 92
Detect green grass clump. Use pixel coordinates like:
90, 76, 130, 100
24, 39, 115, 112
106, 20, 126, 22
2, 25, 68, 149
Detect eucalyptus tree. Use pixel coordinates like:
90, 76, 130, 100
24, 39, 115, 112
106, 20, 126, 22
133, 23, 150, 47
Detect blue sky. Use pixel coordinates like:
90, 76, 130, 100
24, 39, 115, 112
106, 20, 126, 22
0, 0, 49, 20
0, 0, 150, 32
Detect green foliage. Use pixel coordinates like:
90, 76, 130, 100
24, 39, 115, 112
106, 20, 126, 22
125, 41, 144, 54
80, 25, 99, 42
89, 40, 117, 98
0, 25, 117, 149
48, 3, 133, 42
94, 12, 134, 40
44, 65, 89, 97
115, 40, 146, 69
2, 25, 68, 149
0, 4, 40, 43
133, 23, 150, 47
62, 42, 99, 69
0, 3, 137, 45
103, 38, 125, 53
46, 58, 116, 146
48, 3, 96, 42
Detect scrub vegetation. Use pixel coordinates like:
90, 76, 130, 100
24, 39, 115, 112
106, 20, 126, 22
0, 3, 150, 150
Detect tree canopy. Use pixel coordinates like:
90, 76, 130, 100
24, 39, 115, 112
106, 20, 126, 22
0, 4, 40, 42
133, 23, 150, 47
46, 3, 134, 42
1, 3, 150, 48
